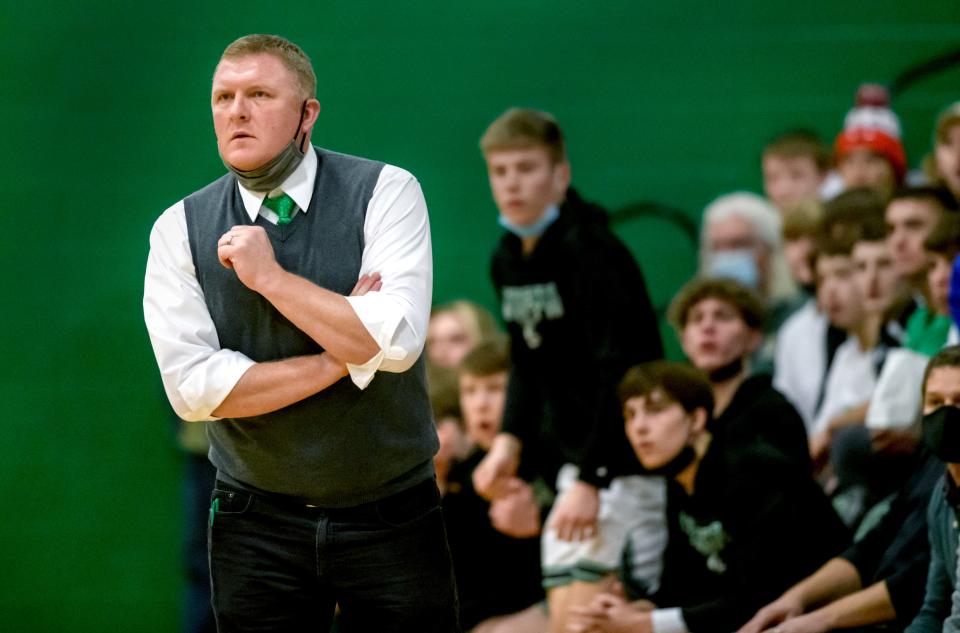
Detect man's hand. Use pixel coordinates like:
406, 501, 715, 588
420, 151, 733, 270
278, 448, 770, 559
809, 431, 831, 471
756, 611, 830, 633
217, 225, 283, 293
319, 272, 383, 378
567, 593, 653, 633
870, 427, 919, 456
473, 434, 521, 500
350, 272, 382, 296
318, 273, 384, 380
550, 480, 600, 542
489, 478, 541, 538
737, 594, 804, 633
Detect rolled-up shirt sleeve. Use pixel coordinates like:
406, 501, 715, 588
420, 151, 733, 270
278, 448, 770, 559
651, 608, 688, 633
344, 165, 432, 389
143, 200, 255, 421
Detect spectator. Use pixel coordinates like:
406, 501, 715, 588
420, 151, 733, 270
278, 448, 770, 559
781, 199, 823, 293
427, 300, 502, 370
773, 189, 885, 431
833, 84, 906, 201
443, 342, 548, 633
429, 367, 470, 493
670, 277, 810, 469
762, 129, 830, 215
886, 186, 959, 343
922, 102, 960, 202
471, 107, 665, 633
861, 214, 960, 478
700, 192, 803, 371
426, 300, 502, 491
569, 361, 847, 633
738, 348, 947, 633
923, 214, 960, 345
820, 216, 912, 519
808, 233, 891, 477
903, 346, 960, 633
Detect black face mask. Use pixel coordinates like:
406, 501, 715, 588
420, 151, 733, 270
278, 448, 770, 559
223, 100, 309, 192
708, 357, 745, 383
922, 405, 960, 463
644, 445, 697, 478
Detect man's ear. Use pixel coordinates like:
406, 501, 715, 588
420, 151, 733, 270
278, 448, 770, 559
746, 328, 764, 354
301, 98, 321, 136
553, 160, 571, 196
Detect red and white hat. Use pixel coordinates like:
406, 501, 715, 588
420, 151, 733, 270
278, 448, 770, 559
834, 84, 907, 182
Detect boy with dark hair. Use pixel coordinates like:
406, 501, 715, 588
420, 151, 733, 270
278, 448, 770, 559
773, 189, 886, 432
808, 233, 889, 474
570, 360, 847, 633
668, 277, 810, 469
443, 342, 547, 633
472, 107, 664, 632
739, 348, 954, 633
762, 129, 830, 214
904, 346, 960, 633
886, 186, 960, 340
923, 214, 960, 343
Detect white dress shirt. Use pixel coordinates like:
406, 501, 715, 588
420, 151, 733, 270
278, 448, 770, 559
812, 336, 879, 436
144, 147, 433, 421
773, 299, 829, 433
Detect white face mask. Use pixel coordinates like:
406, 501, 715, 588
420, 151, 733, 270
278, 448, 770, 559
224, 101, 308, 192
707, 249, 760, 290
498, 204, 560, 238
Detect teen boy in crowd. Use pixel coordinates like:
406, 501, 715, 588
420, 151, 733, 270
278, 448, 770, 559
885, 186, 959, 343
671, 277, 810, 469
773, 189, 884, 432
443, 342, 547, 633
569, 361, 847, 633
471, 108, 664, 633
761, 129, 830, 215
904, 347, 960, 633
833, 84, 907, 201
736, 348, 954, 633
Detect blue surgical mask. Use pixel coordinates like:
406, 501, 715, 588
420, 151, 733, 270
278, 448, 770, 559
707, 249, 760, 290
498, 204, 560, 239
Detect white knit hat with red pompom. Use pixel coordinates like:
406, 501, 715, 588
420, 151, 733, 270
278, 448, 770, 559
834, 84, 907, 182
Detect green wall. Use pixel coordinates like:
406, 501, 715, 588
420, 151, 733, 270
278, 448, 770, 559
2, 1, 959, 630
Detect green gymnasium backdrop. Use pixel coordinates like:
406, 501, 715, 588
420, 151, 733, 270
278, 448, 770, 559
1, 1, 958, 630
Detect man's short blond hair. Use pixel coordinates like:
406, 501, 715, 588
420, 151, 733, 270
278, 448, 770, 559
480, 108, 566, 163
220, 34, 316, 99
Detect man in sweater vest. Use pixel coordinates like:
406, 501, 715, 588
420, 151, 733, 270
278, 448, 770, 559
143, 34, 458, 632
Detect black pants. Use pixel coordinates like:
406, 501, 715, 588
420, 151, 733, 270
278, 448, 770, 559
208, 477, 460, 632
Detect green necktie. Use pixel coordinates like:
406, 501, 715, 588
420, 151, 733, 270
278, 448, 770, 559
263, 193, 295, 226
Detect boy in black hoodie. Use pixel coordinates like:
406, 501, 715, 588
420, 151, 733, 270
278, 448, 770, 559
570, 361, 848, 633
471, 108, 664, 632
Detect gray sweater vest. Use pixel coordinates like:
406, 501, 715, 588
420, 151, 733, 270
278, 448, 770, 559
183, 147, 436, 506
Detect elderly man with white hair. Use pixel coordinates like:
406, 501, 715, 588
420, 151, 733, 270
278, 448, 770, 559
699, 191, 804, 374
